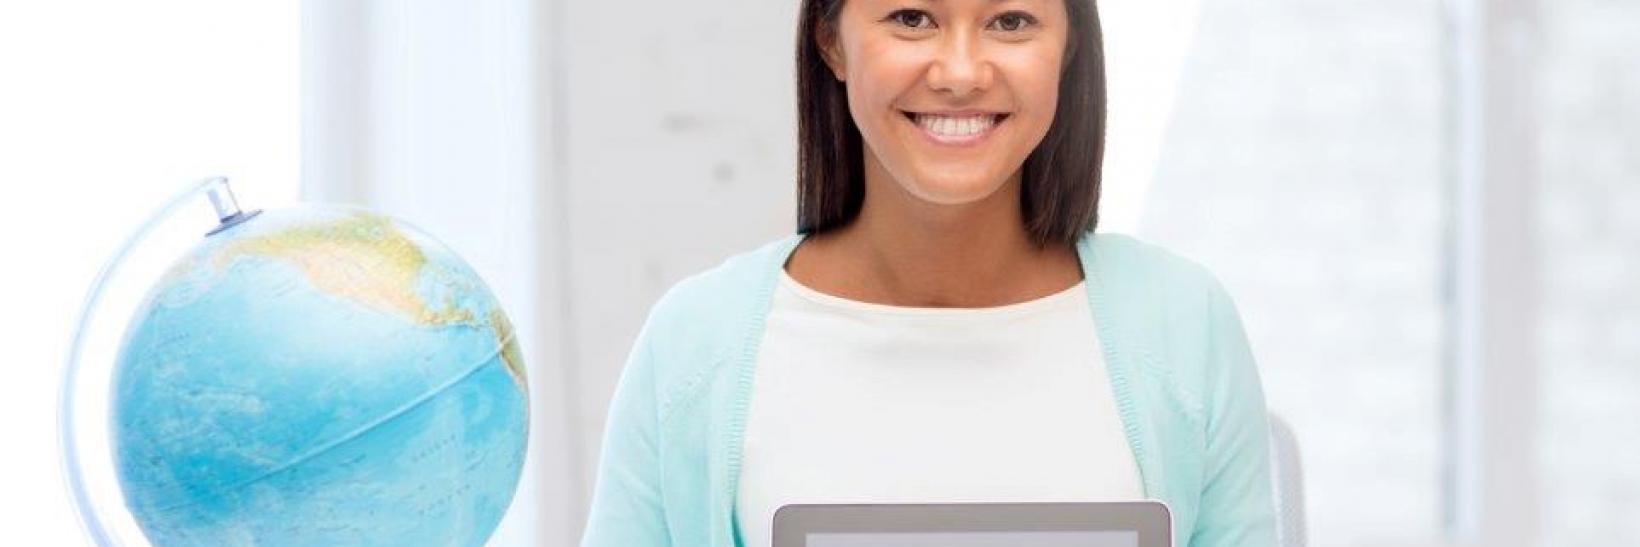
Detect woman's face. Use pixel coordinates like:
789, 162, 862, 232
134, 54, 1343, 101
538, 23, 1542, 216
824, 0, 1068, 206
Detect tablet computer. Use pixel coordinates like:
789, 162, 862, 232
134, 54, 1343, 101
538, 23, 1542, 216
772, 501, 1172, 547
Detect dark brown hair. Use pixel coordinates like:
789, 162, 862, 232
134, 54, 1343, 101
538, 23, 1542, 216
795, 0, 1107, 248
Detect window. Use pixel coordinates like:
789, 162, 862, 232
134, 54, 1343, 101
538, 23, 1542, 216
1130, 0, 1446, 543
1129, 0, 1639, 545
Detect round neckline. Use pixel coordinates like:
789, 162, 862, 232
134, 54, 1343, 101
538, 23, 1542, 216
777, 269, 1087, 318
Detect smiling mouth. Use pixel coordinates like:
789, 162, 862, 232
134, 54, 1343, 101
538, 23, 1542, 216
901, 111, 1010, 144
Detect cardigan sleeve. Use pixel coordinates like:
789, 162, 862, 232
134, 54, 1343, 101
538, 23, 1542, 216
1189, 276, 1279, 547
581, 321, 672, 547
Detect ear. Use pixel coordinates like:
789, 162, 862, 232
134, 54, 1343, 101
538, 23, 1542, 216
815, 20, 847, 82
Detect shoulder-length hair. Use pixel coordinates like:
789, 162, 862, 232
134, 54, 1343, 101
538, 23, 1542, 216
795, 0, 1107, 248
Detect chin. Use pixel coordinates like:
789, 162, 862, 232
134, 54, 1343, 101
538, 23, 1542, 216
900, 170, 1011, 205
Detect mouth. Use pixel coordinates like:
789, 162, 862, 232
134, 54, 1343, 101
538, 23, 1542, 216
900, 110, 1010, 146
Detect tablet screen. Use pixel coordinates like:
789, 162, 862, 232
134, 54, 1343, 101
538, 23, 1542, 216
807, 530, 1139, 547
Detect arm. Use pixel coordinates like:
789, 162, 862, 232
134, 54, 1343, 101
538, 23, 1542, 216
580, 324, 671, 547
1190, 278, 1279, 547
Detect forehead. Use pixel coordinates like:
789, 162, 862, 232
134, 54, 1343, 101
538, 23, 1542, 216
850, 0, 1055, 7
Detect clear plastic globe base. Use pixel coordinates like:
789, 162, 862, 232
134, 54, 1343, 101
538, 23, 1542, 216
60, 177, 529, 546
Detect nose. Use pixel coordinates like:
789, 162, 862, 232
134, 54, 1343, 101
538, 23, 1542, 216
925, 31, 992, 98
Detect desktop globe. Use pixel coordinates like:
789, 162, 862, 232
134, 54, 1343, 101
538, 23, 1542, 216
62, 179, 529, 546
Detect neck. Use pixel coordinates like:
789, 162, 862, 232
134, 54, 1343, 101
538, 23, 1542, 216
789, 151, 1083, 308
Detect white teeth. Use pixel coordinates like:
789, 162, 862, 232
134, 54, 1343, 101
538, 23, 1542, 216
915, 114, 997, 138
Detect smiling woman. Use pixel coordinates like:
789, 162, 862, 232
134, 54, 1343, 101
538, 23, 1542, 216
580, 1, 1277, 546
796, 0, 1105, 249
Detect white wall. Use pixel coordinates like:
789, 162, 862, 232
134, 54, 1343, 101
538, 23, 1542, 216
554, 0, 805, 524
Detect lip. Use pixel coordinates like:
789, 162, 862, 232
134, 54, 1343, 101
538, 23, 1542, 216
900, 109, 1010, 147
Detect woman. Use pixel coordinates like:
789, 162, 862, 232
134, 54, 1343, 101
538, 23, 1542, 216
581, 0, 1276, 545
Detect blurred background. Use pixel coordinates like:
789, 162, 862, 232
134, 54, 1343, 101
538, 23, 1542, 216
0, 0, 1633, 545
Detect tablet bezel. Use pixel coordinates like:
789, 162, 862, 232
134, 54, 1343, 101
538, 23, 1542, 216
771, 501, 1172, 547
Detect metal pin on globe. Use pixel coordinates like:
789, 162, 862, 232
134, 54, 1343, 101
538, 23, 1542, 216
204, 177, 262, 236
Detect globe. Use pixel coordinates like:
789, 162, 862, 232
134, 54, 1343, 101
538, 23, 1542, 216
90, 194, 528, 546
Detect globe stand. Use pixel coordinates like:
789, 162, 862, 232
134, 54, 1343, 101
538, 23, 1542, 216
60, 176, 249, 546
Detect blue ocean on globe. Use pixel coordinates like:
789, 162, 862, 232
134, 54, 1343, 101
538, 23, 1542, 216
111, 206, 528, 546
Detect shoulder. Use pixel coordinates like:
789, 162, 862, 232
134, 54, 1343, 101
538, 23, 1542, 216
1080, 232, 1253, 403
630, 234, 800, 411
643, 234, 798, 336
1080, 231, 1233, 313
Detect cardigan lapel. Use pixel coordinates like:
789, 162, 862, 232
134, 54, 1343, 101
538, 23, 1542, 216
1077, 231, 1165, 501
715, 233, 805, 547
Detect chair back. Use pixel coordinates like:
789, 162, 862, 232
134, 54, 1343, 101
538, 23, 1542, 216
1268, 414, 1308, 547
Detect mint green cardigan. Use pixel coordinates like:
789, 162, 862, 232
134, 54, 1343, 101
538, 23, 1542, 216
581, 231, 1277, 546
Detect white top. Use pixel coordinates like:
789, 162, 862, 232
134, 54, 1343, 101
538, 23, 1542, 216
734, 270, 1144, 547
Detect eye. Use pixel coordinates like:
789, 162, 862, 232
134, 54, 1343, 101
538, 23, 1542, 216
886, 9, 935, 30
988, 11, 1037, 32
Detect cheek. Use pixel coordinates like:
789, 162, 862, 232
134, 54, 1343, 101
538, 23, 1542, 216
998, 51, 1064, 136
846, 38, 928, 111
